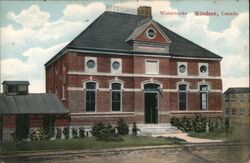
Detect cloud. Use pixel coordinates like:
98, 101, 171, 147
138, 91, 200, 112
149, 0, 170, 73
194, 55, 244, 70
1, 3, 106, 93
223, 77, 249, 91
1, 42, 67, 93
0, 25, 35, 45
8, 5, 49, 29
63, 2, 105, 22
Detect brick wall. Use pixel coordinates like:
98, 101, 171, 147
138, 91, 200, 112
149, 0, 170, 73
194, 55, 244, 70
45, 51, 222, 125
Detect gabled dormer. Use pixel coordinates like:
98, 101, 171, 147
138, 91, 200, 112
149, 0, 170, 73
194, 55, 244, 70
126, 7, 172, 54
2, 81, 30, 96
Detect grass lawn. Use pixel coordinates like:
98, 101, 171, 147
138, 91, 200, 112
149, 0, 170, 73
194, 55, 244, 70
188, 131, 231, 140
0, 136, 186, 154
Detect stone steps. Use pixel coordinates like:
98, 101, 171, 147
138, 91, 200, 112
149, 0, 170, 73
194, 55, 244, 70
134, 123, 182, 136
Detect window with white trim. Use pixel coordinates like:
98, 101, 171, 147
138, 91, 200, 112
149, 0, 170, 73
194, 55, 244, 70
199, 63, 208, 76
200, 85, 208, 110
239, 95, 244, 102
111, 83, 122, 111
85, 82, 96, 112
225, 95, 229, 102
230, 95, 236, 102
178, 84, 187, 111
145, 60, 159, 74
178, 62, 187, 76
111, 58, 122, 74
147, 28, 157, 39
85, 57, 97, 72
231, 108, 236, 115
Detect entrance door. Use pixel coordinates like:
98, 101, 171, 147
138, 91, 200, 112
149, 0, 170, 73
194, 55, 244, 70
145, 93, 158, 124
43, 115, 55, 138
16, 115, 29, 140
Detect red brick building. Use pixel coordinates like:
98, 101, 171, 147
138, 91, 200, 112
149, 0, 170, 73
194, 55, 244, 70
45, 7, 223, 126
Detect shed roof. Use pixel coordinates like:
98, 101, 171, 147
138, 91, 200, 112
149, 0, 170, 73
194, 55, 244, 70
0, 93, 69, 115
223, 87, 250, 95
2, 81, 30, 85
45, 11, 222, 67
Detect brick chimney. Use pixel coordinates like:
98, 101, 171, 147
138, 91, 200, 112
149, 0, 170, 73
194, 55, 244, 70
137, 6, 152, 19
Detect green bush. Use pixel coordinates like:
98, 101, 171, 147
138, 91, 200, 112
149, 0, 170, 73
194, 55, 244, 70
72, 128, 78, 138
29, 130, 37, 141
170, 117, 180, 127
192, 115, 207, 132
90, 122, 106, 137
116, 118, 129, 135
79, 127, 85, 138
56, 128, 62, 139
91, 122, 123, 141
170, 114, 229, 133
63, 127, 70, 139
37, 127, 47, 140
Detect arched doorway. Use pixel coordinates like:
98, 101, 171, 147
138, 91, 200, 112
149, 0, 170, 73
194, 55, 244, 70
144, 83, 160, 124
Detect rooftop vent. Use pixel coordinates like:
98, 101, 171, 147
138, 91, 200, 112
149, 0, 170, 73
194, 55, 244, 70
137, 6, 152, 19
2, 81, 30, 96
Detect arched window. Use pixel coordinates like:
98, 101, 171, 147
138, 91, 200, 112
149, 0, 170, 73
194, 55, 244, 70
111, 83, 122, 111
200, 85, 208, 110
178, 84, 187, 110
85, 82, 96, 112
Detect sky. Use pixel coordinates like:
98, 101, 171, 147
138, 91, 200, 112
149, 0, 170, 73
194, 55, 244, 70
0, 0, 249, 93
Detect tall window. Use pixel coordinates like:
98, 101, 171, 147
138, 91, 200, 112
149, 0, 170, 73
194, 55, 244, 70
178, 84, 187, 111
62, 84, 65, 100
200, 85, 208, 110
111, 83, 122, 111
225, 95, 229, 102
230, 95, 236, 102
239, 95, 244, 102
86, 82, 96, 112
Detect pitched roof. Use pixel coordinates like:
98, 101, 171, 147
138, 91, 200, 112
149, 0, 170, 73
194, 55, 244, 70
0, 93, 69, 115
223, 87, 250, 95
2, 81, 30, 85
45, 11, 222, 67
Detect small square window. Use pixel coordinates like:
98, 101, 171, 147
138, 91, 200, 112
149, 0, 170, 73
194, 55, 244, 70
225, 108, 230, 115
8, 85, 16, 94
240, 108, 245, 115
